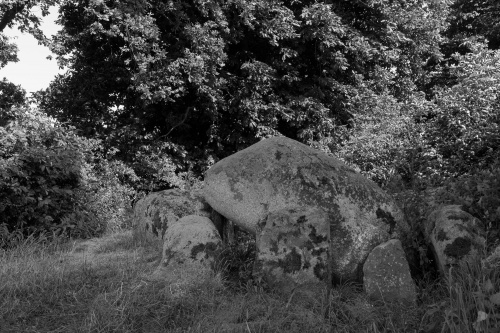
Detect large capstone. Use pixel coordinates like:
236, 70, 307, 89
204, 136, 408, 281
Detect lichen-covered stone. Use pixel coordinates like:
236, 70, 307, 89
254, 207, 330, 296
363, 239, 416, 304
424, 205, 486, 275
203, 136, 408, 281
133, 188, 211, 242
160, 215, 221, 269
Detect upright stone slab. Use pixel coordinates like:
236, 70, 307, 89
204, 136, 408, 281
363, 239, 417, 304
160, 215, 222, 268
254, 207, 330, 298
424, 205, 486, 276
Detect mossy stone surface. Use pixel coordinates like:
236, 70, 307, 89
133, 188, 211, 241
161, 215, 221, 268
425, 205, 486, 275
254, 207, 330, 295
204, 136, 408, 281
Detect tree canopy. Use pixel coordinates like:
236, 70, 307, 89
28, 0, 459, 186
1, 0, 499, 255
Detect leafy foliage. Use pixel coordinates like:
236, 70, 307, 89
1, 2, 499, 260
0, 0, 60, 35
0, 0, 62, 71
447, 0, 500, 49
426, 43, 500, 178
0, 33, 18, 68
31, 0, 453, 189
335, 88, 430, 187
0, 78, 26, 126
0, 107, 136, 246
0, 108, 85, 235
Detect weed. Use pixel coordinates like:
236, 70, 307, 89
1, 229, 498, 333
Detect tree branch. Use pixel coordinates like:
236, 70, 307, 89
154, 106, 193, 142
0, 5, 25, 32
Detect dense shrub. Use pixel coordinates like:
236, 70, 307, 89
335, 88, 433, 188
0, 108, 85, 234
425, 43, 500, 179
338, 42, 500, 192
0, 107, 136, 246
68, 156, 138, 236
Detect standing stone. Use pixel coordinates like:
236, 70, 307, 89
254, 207, 330, 298
204, 136, 408, 281
424, 205, 486, 276
363, 239, 417, 304
160, 215, 222, 269
133, 188, 212, 242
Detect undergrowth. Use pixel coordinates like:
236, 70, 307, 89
1, 228, 498, 333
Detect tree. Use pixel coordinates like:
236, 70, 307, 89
428, 42, 500, 176
446, 0, 500, 50
0, 78, 26, 126
0, 33, 18, 68
0, 1, 61, 62
0, 1, 60, 34
34, 0, 453, 189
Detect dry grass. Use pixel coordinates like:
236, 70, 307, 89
0, 230, 498, 333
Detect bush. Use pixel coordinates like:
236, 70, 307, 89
0, 107, 137, 246
75, 154, 138, 234
425, 42, 500, 179
335, 88, 432, 188
0, 108, 87, 236
337, 42, 500, 191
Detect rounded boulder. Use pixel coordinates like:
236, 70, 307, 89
133, 188, 211, 242
160, 215, 222, 268
204, 136, 408, 280
424, 205, 486, 276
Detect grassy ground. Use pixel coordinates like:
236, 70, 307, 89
1, 230, 498, 333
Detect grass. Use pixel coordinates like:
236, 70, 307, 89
0, 230, 499, 333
